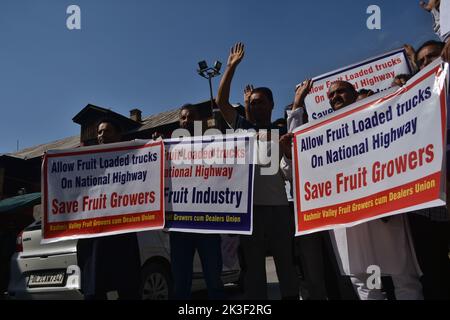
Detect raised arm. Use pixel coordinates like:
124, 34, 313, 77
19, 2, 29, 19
216, 42, 245, 127
420, 0, 439, 12
403, 44, 418, 73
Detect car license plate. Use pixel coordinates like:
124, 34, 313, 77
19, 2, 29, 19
27, 271, 66, 288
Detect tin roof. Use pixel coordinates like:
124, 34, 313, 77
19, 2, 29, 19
8, 135, 80, 160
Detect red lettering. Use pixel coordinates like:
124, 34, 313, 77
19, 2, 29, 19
408, 150, 418, 170
372, 145, 435, 183
304, 181, 332, 201
52, 199, 78, 214
425, 144, 434, 163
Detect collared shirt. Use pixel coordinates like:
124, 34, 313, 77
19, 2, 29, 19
231, 115, 289, 206
234, 114, 287, 135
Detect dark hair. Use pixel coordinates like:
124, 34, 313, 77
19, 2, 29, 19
332, 81, 358, 96
416, 40, 445, 59
96, 117, 123, 133
394, 74, 412, 82
252, 87, 274, 105
358, 89, 373, 95
179, 103, 199, 116
273, 118, 287, 127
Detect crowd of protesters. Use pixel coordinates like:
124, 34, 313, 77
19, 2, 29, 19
78, 1, 450, 300
210, 35, 450, 300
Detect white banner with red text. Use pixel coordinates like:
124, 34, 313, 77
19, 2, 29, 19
163, 133, 256, 235
303, 48, 411, 121
42, 140, 165, 242
293, 60, 447, 236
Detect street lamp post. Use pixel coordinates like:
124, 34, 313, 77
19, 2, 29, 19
197, 60, 222, 130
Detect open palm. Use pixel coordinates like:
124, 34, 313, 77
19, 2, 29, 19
228, 42, 245, 67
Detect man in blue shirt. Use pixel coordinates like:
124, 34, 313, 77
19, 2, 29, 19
215, 42, 299, 300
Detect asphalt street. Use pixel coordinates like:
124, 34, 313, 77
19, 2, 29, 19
192, 257, 282, 300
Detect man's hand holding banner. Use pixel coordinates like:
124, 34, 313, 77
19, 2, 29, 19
303, 48, 412, 121
293, 59, 448, 236
164, 133, 256, 235
42, 133, 257, 241
42, 140, 165, 242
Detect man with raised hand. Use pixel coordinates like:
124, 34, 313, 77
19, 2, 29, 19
281, 80, 423, 300
418, 0, 450, 65
215, 42, 300, 300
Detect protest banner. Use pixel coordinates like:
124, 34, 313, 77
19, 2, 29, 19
303, 48, 411, 121
42, 140, 164, 242
293, 59, 448, 236
164, 133, 255, 234
441, 1, 450, 40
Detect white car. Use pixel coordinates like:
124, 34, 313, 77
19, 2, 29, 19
8, 220, 240, 300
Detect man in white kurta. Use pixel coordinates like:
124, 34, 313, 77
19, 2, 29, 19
281, 80, 423, 300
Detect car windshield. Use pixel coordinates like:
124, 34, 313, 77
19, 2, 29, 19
24, 220, 42, 232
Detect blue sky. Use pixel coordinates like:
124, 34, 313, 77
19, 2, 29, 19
0, 0, 438, 153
